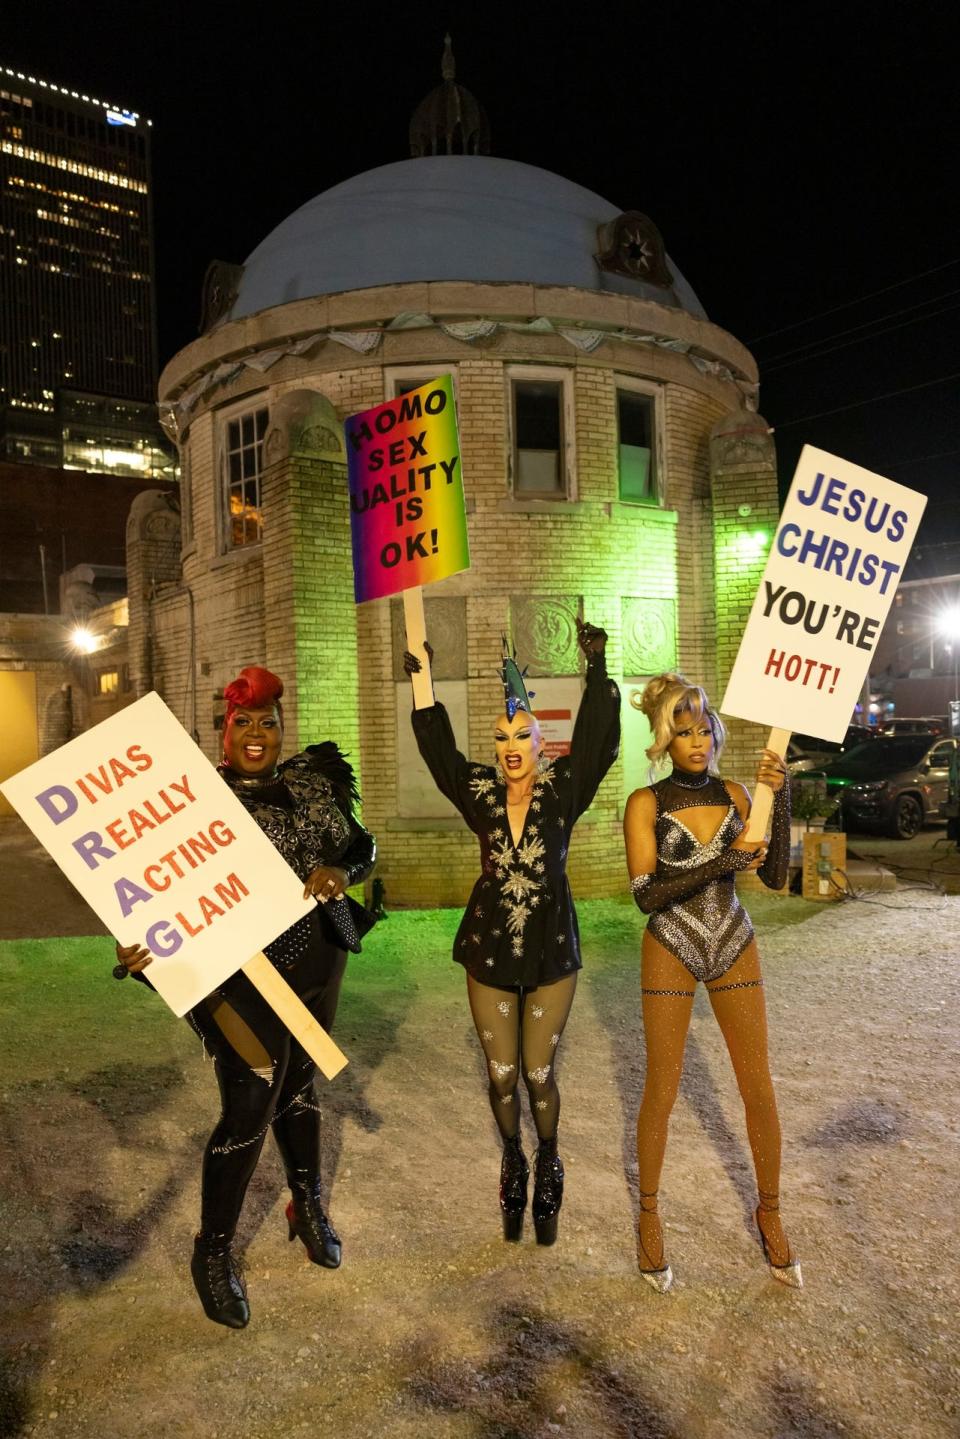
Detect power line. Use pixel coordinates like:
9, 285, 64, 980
746, 257, 960, 345
763, 295, 960, 375
775, 370, 960, 428
893, 448, 960, 470
761, 287, 960, 369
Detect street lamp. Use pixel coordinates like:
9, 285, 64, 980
70, 626, 97, 655
937, 606, 960, 703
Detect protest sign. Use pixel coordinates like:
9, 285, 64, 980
345, 375, 469, 707
344, 375, 468, 604
0, 693, 348, 1075
721, 446, 926, 839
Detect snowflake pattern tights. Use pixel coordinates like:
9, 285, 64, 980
466, 972, 577, 1142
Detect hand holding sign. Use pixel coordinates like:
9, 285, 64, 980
721, 445, 926, 840
345, 376, 469, 708
0, 694, 348, 1078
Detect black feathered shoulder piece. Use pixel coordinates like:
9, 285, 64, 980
298, 742, 362, 812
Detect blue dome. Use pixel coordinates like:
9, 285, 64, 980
229, 156, 706, 321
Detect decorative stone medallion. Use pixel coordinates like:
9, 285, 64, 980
622, 597, 677, 677
510, 596, 581, 676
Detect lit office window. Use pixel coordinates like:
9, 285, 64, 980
222, 406, 268, 548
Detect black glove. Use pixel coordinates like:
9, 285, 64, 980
576, 617, 607, 657
402, 641, 434, 676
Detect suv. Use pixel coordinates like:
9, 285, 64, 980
808, 734, 958, 838
880, 716, 949, 737
787, 725, 878, 775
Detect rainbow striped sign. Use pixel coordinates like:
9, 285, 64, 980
344, 376, 470, 603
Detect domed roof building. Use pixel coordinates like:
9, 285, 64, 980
135, 42, 779, 905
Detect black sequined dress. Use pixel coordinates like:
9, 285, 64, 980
631, 770, 790, 983
412, 654, 621, 988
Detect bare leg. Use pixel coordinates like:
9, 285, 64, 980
637, 933, 695, 1270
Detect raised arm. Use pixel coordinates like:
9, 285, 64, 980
566, 619, 621, 819
404, 642, 479, 825
624, 784, 766, 915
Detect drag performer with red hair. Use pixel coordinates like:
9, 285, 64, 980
116, 666, 376, 1328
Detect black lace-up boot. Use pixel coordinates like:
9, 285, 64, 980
286, 1183, 342, 1268
499, 1134, 529, 1241
532, 1137, 564, 1245
190, 1235, 250, 1328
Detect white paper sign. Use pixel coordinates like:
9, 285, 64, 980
0, 692, 311, 1016
721, 445, 926, 742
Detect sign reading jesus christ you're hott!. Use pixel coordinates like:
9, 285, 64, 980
721, 445, 926, 741
345, 375, 469, 603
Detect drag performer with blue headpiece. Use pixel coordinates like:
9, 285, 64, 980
404, 619, 620, 1245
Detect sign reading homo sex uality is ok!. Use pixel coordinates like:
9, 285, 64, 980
344, 374, 469, 602
721, 445, 926, 742
0, 692, 310, 1017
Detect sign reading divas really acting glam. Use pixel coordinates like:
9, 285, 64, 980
721, 446, 926, 741
0, 692, 311, 1016
344, 375, 469, 603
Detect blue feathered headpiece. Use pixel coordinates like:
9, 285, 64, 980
501, 635, 535, 720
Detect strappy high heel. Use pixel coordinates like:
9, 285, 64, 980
755, 1190, 802, 1288
637, 1190, 673, 1294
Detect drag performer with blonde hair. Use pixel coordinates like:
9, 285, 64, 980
116, 666, 377, 1328
404, 620, 620, 1245
623, 671, 799, 1291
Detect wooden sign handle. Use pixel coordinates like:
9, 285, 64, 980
403, 585, 435, 709
242, 951, 348, 1080
743, 727, 792, 843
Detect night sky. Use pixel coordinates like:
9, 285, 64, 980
9, 0, 958, 548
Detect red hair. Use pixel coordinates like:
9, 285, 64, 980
223, 666, 284, 722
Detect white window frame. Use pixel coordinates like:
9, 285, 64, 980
216, 395, 269, 553
614, 374, 666, 506
384, 364, 460, 401
505, 364, 576, 501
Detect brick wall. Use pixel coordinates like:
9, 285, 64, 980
145, 324, 778, 908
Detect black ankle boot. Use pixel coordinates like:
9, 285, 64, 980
499, 1134, 529, 1241
532, 1137, 564, 1246
190, 1236, 250, 1329
286, 1184, 342, 1269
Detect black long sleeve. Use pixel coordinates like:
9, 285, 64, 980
564, 652, 621, 820
339, 817, 377, 888
757, 782, 790, 891
631, 845, 760, 915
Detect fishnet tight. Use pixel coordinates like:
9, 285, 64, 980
636, 934, 791, 1266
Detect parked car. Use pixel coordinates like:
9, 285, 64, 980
787, 725, 879, 775
879, 716, 949, 737
806, 734, 958, 838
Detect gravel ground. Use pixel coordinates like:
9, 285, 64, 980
1, 813, 959, 1439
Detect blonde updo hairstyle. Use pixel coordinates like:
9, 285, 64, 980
641, 671, 726, 773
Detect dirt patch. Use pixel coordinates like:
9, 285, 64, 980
2, 891, 959, 1437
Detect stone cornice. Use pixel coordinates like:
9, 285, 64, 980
158, 281, 757, 405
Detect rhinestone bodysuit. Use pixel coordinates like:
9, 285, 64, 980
644, 772, 754, 983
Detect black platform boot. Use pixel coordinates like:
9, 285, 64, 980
532, 1137, 564, 1246
499, 1134, 529, 1241
286, 1182, 342, 1269
190, 1235, 250, 1329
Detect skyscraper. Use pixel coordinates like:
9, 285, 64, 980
0, 62, 170, 477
